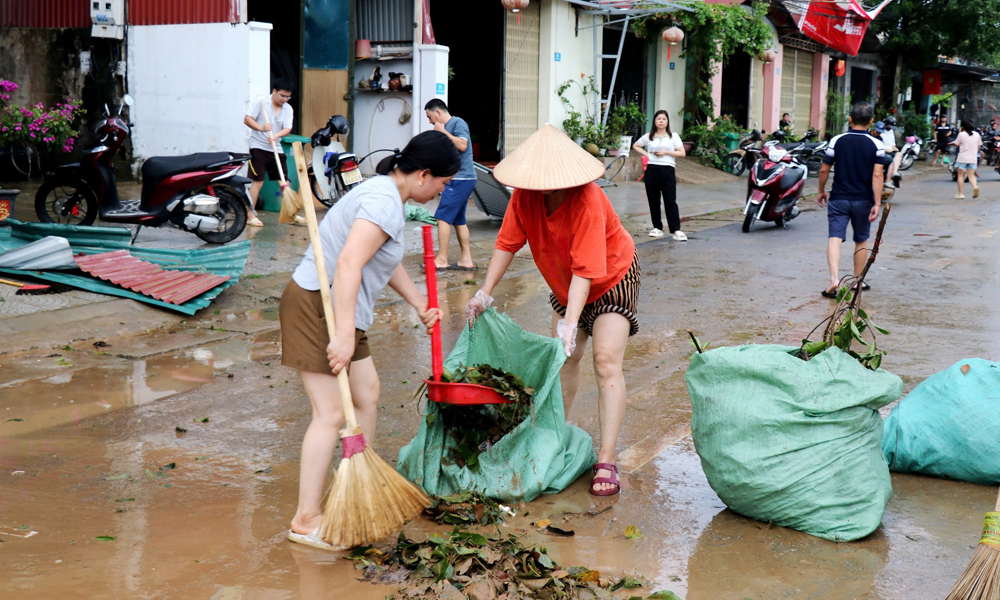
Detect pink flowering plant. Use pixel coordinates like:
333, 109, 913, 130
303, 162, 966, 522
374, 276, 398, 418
0, 80, 85, 154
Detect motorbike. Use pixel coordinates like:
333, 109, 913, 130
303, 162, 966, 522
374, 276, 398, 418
742, 142, 807, 233
771, 129, 826, 177
35, 96, 250, 244
722, 129, 763, 177
307, 115, 362, 207
898, 135, 922, 171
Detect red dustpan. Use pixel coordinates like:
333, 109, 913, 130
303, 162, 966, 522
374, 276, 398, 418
421, 225, 511, 405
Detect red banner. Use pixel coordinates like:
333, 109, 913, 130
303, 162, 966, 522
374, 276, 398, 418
923, 69, 942, 96
789, 0, 890, 57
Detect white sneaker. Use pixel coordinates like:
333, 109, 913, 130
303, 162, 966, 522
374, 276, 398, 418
954, 194, 965, 199
672, 230, 688, 241
648, 228, 664, 237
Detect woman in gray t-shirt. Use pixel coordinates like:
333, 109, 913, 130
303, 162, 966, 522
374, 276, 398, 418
281, 131, 460, 549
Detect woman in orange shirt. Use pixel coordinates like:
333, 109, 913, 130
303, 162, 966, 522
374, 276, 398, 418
466, 125, 640, 496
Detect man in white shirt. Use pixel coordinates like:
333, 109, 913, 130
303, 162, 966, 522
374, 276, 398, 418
876, 117, 903, 188
243, 79, 294, 227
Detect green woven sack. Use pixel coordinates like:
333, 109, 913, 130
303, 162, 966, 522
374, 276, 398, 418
397, 309, 596, 502
883, 359, 1000, 484
686, 345, 903, 542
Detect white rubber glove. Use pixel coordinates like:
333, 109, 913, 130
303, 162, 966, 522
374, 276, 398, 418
556, 319, 578, 357
466, 289, 494, 326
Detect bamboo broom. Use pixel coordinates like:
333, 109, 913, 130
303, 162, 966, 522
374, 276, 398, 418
260, 100, 301, 224
945, 487, 1000, 600
289, 142, 430, 549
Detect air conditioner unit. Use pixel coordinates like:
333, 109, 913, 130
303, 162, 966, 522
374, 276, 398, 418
91, 0, 124, 40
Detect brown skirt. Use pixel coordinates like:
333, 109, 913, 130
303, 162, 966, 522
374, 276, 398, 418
280, 280, 371, 374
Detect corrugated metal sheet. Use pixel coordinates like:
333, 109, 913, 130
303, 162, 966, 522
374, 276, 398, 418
0, 220, 250, 315
357, 0, 412, 44
75, 250, 230, 305
0, 0, 90, 28
128, 0, 240, 26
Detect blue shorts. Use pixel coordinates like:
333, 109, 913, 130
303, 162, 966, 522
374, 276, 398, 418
955, 162, 977, 171
828, 197, 873, 243
434, 178, 477, 226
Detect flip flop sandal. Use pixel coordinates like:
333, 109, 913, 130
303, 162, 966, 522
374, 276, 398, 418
821, 289, 838, 299
852, 282, 871, 291
288, 527, 340, 551
419, 263, 447, 273
590, 463, 621, 497
446, 263, 478, 271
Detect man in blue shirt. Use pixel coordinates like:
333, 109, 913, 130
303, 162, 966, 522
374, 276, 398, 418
817, 102, 888, 298
425, 99, 477, 271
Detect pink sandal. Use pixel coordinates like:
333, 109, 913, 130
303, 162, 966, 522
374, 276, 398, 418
590, 463, 620, 496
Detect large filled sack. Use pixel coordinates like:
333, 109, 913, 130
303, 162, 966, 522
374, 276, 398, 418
397, 310, 596, 502
882, 358, 1000, 484
686, 345, 903, 542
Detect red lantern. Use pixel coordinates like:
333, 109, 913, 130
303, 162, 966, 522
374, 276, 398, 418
662, 26, 684, 61
501, 0, 529, 23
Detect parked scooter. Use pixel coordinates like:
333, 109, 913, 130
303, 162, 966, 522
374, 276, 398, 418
722, 129, 763, 177
742, 143, 807, 232
35, 96, 250, 244
770, 129, 826, 177
307, 115, 362, 207
899, 135, 922, 171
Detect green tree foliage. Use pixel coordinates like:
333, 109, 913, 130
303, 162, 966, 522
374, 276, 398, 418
872, 0, 1000, 70
633, 2, 773, 121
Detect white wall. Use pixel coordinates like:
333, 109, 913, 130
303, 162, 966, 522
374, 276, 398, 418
353, 58, 415, 176
127, 22, 270, 172
653, 35, 687, 135
538, 0, 601, 131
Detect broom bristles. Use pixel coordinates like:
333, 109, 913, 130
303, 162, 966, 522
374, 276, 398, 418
319, 444, 430, 549
945, 543, 1000, 600
277, 184, 302, 224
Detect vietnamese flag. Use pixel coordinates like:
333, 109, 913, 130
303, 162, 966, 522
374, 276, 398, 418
923, 69, 942, 95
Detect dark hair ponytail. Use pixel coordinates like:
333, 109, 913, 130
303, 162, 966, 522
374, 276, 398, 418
649, 109, 671, 139
961, 119, 974, 134
376, 130, 461, 177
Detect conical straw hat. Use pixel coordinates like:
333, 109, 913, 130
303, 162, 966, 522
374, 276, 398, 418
493, 124, 607, 190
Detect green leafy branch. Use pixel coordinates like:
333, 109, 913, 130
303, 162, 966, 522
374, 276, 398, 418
798, 206, 893, 370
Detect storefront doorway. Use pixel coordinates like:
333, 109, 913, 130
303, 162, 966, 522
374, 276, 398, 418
429, 0, 505, 163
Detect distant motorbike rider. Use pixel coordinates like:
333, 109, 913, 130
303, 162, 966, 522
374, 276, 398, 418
878, 116, 903, 188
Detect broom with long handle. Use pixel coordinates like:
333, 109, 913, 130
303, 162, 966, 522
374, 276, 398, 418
260, 100, 302, 224
289, 143, 430, 549
945, 487, 1000, 600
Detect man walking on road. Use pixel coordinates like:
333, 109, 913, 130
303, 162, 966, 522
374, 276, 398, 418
425, 99, 477, 271
244, 79, 295, 227
817, 102, 889, 299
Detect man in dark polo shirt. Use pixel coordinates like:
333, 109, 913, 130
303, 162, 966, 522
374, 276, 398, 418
817, 102, 889, 298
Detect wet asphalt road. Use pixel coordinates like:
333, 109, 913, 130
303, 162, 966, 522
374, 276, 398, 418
1, 165, 999, 599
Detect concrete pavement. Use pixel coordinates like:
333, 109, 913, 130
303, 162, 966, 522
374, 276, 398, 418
2, 159, 998, 598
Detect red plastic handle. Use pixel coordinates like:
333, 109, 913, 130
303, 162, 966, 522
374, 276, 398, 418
421, 225, 443, 382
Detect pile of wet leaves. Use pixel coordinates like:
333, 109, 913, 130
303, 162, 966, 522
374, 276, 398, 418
422, 364, 535, 471
425, 491, 509, 526
349, 527, 658, 599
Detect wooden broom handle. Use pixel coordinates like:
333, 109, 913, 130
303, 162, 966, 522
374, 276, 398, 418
260, 100, 289, 185
291, 142, 358, 429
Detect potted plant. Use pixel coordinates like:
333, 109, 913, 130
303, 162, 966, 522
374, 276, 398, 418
0, 78, 84, 178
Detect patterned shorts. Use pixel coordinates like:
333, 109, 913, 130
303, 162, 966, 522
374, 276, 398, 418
549, 253, 641, 337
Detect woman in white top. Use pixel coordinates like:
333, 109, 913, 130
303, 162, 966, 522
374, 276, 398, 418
952, 119, 982, 199
633, 110, 687, 240
280, 131, 459, 550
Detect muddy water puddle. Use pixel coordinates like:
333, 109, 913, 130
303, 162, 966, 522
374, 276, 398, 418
1, 330, 280, 436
